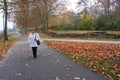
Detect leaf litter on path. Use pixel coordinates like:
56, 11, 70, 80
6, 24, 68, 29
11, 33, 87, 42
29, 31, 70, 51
64, 65, 73, 70
15, 73, 21, 77
52, 59, 60, 64
47, 53, 51, 57
74, 77, 86, 80
54, 76, 60, 80
25, 63, 30, 68
24, 77, 29, 80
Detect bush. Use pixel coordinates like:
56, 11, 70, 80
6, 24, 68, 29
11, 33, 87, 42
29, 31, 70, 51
77, 20, 95, 30
50, 23, 78, 30
62, 23, 78, 30
116, 20, 120, 30
95, 15, 108, 30
49, 25, 62, 30
95, 15, 120, 31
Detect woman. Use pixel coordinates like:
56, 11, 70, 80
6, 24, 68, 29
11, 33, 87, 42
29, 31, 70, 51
28, 29, 40, 59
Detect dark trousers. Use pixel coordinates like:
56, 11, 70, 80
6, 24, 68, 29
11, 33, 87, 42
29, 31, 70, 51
32, 47, 37, 58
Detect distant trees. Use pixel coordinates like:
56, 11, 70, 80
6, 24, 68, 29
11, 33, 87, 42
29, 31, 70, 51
47, 0, 120, 31
0, 0, 120, 39
75, 0, 120, 31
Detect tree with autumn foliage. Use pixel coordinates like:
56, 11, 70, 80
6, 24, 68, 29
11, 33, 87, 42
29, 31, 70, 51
76, 0, 120, 30
12, 0, 67, 33
77, 9, 94, 30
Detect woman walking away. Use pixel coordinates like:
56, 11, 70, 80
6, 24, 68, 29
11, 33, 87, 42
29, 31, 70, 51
28, 29, 40, 59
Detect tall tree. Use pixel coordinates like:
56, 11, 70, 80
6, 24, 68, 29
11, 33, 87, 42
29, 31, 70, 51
0, 0, 8, 41
4, 0, 8, 41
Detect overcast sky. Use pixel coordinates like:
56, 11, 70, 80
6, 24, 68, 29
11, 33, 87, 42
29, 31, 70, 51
0, 13, 13, 31
66, 0, 78, 12
0, 0, 79, 31
0, 13, 4, 31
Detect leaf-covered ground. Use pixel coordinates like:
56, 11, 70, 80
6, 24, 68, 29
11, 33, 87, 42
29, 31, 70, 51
0, 37, 16, 59
47, 41, 120, 80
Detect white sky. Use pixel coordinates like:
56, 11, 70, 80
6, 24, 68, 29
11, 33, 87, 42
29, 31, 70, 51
0, 0, 13, 31
0, 0, 78, 31
66, 0, 79, 12
0, 13, 13, 31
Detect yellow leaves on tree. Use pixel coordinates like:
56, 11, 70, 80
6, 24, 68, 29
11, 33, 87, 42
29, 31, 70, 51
81, 9, 93, 21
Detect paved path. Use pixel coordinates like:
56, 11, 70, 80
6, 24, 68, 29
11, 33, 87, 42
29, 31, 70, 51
0, 37, 109, 80
43, 38, 120, 44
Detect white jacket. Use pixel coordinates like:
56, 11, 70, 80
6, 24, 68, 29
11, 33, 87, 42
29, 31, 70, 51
28, 33, 40, 47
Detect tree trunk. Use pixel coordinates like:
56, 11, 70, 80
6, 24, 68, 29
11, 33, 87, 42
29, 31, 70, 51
4, 0, 8, 42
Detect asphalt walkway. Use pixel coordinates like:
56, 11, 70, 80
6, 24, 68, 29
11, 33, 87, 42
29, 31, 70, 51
0, 37, 109, 80
43, 38, 120, 44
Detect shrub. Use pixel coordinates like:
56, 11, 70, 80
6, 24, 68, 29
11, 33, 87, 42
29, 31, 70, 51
49, 25, 62, 30
63, 23, 78, 30
95, 15, 120, 31
77, 20, 95, 30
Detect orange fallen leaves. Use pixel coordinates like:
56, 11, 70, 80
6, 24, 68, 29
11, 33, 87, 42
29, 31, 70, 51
47, 41, 120, 80
0, 37, 16, 58
48, 41, 120, 62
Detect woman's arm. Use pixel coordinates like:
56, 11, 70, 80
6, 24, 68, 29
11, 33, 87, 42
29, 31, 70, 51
36, 33, 40, 40
28, 33, 32, 42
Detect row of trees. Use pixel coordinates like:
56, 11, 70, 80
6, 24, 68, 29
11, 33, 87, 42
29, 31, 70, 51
0, 0, 67, 41
10, 0, 67, 33
50, 0, 120, 30
77, 0, 120, 30
0, 0, 120, 41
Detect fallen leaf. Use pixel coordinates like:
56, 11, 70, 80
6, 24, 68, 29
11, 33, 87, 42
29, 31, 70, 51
56, 60, 60, 62
66, 74, 70, 77
82, 78, 86, 80
65, 65, 72, 70
27, 65, 31, 68
68, 65, 72, 68
15, 73, 21, 77
52, 61, 56, 64
18, 73, 21, 76
24, 78, 29, 80
54, 76, 60, 80
47, 53, 51, 57
25, 64, 30, 68
74, 77, 80, 80
25, 64, 29, 66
